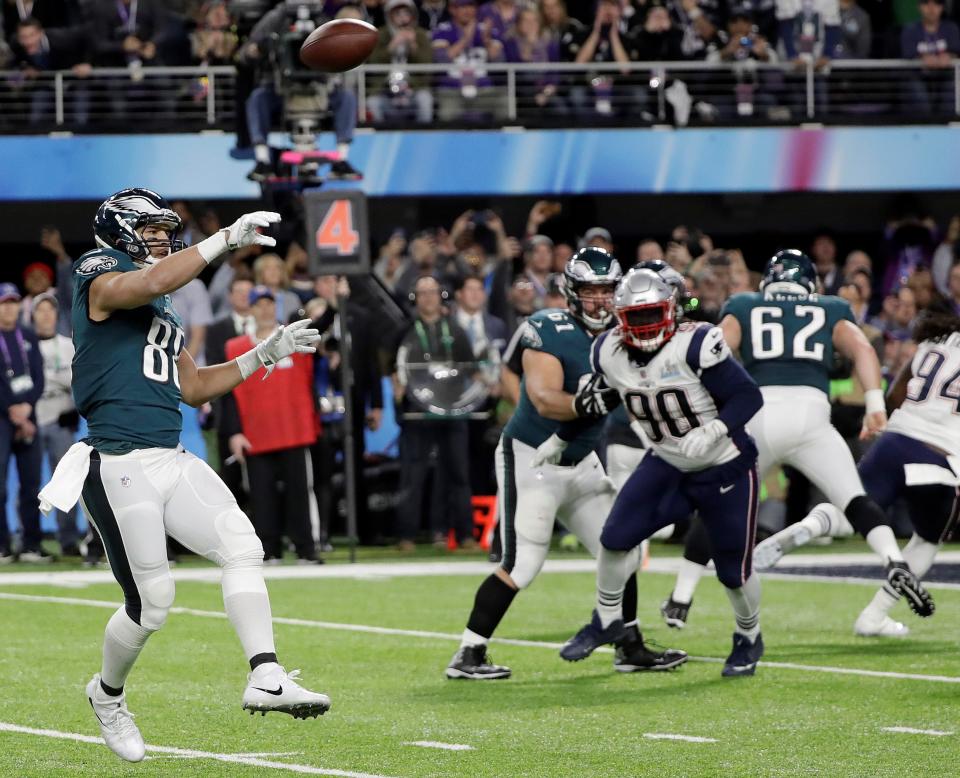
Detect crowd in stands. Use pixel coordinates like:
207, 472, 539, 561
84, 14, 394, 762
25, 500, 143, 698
3, 197, 960, 561
2, 0, 960, 130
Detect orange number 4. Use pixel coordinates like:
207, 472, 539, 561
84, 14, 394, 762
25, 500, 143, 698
315, 199, 360, 256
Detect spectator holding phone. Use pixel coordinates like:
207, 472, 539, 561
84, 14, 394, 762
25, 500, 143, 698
706, 5, 777, 118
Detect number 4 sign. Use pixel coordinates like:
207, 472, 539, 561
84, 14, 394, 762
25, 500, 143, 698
304, 189, 370, 275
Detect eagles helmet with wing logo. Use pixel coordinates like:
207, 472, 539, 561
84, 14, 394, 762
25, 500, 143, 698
94, 188, 185, 266
760, 249, 818, 297
561, 246, 623, 331
614, 267, 679, 353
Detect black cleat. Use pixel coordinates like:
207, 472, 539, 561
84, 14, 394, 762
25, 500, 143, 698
614, 626, 688, 672
328, 160, 363, 180
560, 610, 626, 662
722, 632, 764, 677
660, 596, 691, 629
247, 161, 273, 182
446, 645, 511, 680
886, 561, 934, 617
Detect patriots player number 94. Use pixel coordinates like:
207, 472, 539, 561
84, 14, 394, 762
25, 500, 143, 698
905, 348, 960, 408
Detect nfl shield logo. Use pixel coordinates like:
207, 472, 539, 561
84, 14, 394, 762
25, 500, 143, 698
120, 476, 131, 488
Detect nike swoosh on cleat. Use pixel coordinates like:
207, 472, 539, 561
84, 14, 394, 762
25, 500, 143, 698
252, 685, 283, 696
719, 484, 734, 494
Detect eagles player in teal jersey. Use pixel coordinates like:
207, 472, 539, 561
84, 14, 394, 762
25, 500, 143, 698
446, 248, 687, 680
661, 250, 933, 628
42, 189, 329, 763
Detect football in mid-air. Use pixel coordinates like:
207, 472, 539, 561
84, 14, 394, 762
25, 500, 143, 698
299, 19, 378, 73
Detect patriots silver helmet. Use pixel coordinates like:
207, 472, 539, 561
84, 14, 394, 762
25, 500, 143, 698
614, 267, 680, 352
561, 247, 623, 331
94, 188, 184, 266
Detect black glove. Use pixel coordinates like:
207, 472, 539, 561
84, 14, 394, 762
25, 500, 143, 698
572, 373, 620, 419
57, 409, 80, 431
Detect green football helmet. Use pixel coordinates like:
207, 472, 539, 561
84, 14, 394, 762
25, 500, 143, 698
761, 249, 817, 296
561, 247, 623, 331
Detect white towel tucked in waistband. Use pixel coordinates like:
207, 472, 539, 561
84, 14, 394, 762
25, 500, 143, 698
904, 462, 960, 488
38, 441, 94, 514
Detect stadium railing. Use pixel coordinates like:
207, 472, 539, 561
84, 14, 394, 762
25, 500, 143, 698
0, 60, 956, 131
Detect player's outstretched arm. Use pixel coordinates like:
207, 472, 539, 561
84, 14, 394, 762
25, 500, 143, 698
89, 212, 280, 316
884, 359, 914, 416
522, 349, 578, 421
719, 314, 742, 353
178, 319, 319, 407
833, 320, 886, 439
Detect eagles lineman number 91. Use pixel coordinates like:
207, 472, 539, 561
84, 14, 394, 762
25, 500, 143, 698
303, 189, 371, 277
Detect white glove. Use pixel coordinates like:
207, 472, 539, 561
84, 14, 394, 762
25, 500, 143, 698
224, 211, 281, 249
196, 211, 282, 263
237, 319, 320, 379
679, 419, 728, 460
531, 433, 568, 468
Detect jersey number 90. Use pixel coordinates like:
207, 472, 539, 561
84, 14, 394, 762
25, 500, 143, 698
626, 389, 700, 442
143, 317, 184, 389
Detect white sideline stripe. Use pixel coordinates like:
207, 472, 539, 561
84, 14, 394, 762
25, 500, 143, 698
882, 726, 955, 736
643, 733, 718, 743
1, 551, 959, 588
404, 741, 474, 751
2, 591, 960, 685
0, 722, 393, 778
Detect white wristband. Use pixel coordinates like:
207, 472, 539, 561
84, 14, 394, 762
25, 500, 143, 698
235, 348, 264, 380
196, 231, 229, 264
864, 388, 885, 415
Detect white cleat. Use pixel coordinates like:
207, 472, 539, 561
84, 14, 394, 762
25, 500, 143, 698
85, 674, 145, 763
242, 664, 331, 719
854, 610, 910, 638
753, 523, 812, 570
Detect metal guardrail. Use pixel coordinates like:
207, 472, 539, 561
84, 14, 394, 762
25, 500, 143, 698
0, 60, 957, 131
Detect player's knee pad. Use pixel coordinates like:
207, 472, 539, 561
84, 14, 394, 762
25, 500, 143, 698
213, 507, 265, 569
714, 562, 745, 591
139, 574, 175, 631
506, 540, 548, 590
843, 495, 886, 537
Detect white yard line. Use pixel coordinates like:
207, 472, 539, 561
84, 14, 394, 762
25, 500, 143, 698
0, 552, 958, 588
0, 722, 393, 777
642, 733, 718, 743
403, 741, 474, 751
1, 591, 959, 685
881, 726, 955, 736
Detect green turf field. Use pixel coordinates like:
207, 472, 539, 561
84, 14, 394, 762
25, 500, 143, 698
0, 560, 957, 777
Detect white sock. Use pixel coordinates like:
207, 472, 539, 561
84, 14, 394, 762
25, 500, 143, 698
222, 566, 276, 660
800, 504, 834, 538
596, 546, 637, 628
902, 533, 939, 578
672, 558, 706, 604
865, 526, 904, 564
101, 607, 152, 692
337, 141, 349, 159
460, 628, 488, 648
725, 574, 761, 642
865, 585, 900, 617
254, 143, 270, 163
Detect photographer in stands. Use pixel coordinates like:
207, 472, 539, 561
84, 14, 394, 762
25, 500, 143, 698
368, 0, 434, 124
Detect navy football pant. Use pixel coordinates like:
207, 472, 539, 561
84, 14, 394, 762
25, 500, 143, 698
601, 452, 759, 589
858, 432, 960, 545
